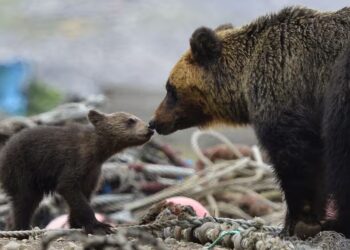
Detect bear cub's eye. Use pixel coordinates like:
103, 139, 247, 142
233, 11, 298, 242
127, 118, 137, 127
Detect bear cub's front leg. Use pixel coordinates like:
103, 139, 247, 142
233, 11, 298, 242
58, 184, 113, 234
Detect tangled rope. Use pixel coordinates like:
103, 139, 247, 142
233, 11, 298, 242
1, 214, 349, 249
206, 230, 241, 249
0, 228, 81, 239
0, 216, 279, 237
118, 130, 281, 223
38, 216, 283, 249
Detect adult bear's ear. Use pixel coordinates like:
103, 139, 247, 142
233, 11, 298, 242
88, 109, 105, 125
190, 27, 222, 65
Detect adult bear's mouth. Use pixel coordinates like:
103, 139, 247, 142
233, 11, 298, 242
149, 116, 208, 135
149, 100, 213, 135
149, 119, 177, 135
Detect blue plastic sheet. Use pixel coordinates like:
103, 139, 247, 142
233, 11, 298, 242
0, 61, 30, 116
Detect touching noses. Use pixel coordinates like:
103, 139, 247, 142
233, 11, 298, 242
148, 119, 156, 130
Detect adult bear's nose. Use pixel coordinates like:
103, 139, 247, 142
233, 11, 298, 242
148, 119, 156, 130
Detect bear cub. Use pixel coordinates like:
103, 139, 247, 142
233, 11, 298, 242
0, 110, 154, 234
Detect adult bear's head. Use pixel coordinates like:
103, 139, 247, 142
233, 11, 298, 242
149, 25, 248, 135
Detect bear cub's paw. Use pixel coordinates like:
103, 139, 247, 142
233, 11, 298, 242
84, 221, 113, 235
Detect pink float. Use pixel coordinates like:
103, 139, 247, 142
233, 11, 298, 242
166, 196, 210, 218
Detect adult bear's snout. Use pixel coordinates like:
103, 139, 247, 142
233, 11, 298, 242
148, 119, 156, 130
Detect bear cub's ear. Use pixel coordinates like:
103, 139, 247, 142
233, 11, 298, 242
190, 27, 222, 65
88, 109, 105, 125
214, 23, 234, 32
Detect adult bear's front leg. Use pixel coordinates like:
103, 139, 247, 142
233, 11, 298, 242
322, 44, 350, 238
254, 111, 326, 239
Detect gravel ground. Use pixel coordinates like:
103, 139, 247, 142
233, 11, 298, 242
0, 236, 228, 250
0, 237, 81, 250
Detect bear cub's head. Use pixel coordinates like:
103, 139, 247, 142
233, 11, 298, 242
88, 110, 154, 146
150, 25, 233, 135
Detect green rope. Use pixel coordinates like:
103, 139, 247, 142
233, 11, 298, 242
206, 230, 241, 249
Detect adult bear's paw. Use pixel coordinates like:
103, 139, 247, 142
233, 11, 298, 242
294, 220, 321, 239
279, 218, 321, 239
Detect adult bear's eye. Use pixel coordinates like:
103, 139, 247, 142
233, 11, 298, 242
166, 81, 178, 105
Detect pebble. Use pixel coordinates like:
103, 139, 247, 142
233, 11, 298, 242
164, 237, 177, 244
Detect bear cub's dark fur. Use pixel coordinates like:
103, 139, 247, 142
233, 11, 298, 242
0, 110, 153, 234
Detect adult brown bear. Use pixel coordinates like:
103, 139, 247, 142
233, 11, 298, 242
149, 7, 350, 238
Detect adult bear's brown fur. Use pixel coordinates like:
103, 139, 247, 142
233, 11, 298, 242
149, 7, 350, 238
0, 110, 153, 234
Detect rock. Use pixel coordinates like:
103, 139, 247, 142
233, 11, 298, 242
3, 241, 21, 250
164, 237, 177, 244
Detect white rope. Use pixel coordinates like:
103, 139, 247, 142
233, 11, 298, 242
191, 130, 244, 166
